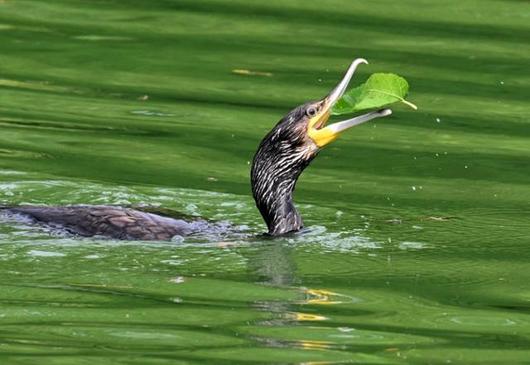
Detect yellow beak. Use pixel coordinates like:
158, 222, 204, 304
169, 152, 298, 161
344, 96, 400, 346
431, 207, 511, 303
307, 58, 392, 148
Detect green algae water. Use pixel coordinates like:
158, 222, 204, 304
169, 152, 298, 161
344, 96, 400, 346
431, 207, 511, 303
1, 1, 529, 363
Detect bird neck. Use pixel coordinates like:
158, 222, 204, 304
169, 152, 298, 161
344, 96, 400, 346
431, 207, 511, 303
251, 143, 315, 236
256, 178, 303, 236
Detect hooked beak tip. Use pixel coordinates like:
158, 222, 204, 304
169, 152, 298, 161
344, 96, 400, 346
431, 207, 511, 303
355, 58, 369, 66
324, 58, 369, 109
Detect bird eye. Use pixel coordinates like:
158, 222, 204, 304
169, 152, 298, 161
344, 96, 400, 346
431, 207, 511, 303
306, 106, 318, 118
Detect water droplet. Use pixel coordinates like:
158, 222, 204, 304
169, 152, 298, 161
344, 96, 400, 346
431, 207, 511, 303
399, 241, 425, 250
28, 250, 65, 257
169, 276, 185, 284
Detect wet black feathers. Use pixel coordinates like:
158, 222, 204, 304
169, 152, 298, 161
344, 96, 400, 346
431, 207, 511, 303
251, 104, 318, 235
2, 103, 319, 240
5, 205, 193, 240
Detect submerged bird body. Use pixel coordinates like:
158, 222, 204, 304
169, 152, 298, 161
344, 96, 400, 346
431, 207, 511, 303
4, 205, 198, 240
2, 59, 392, 240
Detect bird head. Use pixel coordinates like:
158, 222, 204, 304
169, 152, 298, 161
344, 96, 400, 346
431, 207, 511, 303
251, 58, 392, 235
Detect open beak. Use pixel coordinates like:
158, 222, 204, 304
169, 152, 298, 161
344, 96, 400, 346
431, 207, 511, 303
307, 58, 392, 147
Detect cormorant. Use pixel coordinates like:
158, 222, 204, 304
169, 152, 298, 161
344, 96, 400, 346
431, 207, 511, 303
1, 59, 391, 240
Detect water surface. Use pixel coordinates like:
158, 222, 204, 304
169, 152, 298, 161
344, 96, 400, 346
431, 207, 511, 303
0, 1, 529, 364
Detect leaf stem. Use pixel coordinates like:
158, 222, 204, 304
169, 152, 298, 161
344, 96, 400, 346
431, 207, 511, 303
401, 99, 418, 110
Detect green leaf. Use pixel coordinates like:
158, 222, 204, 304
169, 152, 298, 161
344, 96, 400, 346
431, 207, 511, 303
331, 73, 417, 115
